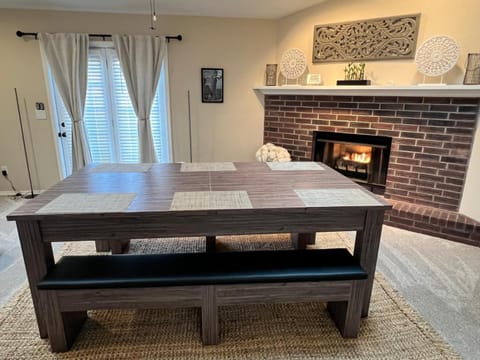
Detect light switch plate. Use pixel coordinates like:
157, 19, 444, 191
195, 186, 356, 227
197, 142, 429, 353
35, 102, 47, 119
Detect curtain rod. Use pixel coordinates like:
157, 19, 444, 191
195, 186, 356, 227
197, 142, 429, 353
16, 30, 182, 43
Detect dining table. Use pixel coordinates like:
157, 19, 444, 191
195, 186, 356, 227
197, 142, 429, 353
7, 161, 391, 339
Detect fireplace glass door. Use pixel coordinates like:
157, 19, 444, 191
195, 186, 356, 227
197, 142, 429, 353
312, 131, 392, 193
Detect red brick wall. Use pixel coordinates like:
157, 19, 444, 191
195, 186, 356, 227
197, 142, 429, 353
264, 95, 479, 211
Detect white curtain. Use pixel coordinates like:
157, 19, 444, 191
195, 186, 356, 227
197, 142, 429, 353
39, 33, 91, 172
113, 34, 167, 163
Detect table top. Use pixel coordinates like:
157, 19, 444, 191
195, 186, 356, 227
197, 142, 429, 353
7, 162, 391, 221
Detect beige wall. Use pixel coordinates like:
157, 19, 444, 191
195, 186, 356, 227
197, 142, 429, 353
278, 0, 480, 220
277, 0, 479, 85
0, 9, 276, 191
0, 3, 478, 220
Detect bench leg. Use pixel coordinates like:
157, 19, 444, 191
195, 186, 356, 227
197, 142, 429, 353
41, 290, 87, 352
206, 236, 216, 253
327, 279, 365, 338
291, 233, 316, 250
202, 286, 218, 345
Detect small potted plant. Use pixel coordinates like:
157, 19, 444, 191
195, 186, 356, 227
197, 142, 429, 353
337, 63, 371, 85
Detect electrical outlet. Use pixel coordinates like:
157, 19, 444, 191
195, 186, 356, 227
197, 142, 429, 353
1, 165, 8, 177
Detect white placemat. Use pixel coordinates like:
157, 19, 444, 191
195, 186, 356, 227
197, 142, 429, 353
91, 164, 152, 172
180, 162, 236, 172
36, 193, 136, 214
267, 162, 324, 171
294, 188, 382, 207
170, 191, 252, 210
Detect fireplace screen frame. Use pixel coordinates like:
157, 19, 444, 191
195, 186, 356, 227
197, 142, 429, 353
312, 131, 392, 193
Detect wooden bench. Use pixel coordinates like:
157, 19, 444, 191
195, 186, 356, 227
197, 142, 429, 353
38, 249, 368, 352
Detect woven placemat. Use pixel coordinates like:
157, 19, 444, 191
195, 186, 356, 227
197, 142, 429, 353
267, 161, 325, 171
170, 191, 252, 211
91, 164, 152, 172
36, 193, 136, 214
0, 233, 459, 359
181, 162, 236, 172
295, 188, 383, 207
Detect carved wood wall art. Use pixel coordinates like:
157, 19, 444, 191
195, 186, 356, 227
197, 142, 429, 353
313, 14, 421, 63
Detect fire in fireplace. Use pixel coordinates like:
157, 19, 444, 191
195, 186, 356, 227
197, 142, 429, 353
312, 132, 392, 193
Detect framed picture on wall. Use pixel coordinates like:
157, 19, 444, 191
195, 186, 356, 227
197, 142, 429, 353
201, 68, 224, 103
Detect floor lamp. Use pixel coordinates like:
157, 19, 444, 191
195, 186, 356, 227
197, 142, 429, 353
14, 88, 36, 199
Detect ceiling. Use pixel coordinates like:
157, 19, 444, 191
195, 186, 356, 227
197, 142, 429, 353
0, 0, 326, 19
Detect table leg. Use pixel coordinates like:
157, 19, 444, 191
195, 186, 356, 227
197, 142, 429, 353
353, 209, 385, 317
291, 233, 316, 250
110, 239, 130, 254
16, 221, 55, 338
206, 236, 216, 253
95, 240, 110, 252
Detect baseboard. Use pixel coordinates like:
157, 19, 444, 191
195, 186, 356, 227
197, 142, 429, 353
0, 190, 44, 196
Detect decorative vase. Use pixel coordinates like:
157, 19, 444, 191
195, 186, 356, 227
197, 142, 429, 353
265, 64, 278, 86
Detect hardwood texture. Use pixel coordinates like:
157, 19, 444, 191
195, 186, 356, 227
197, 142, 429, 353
7, 162, 391, 340
56, 287, 204, 311
40, 278, 365, 351
202, 286, 218, 345
327, 279, 366, 337
353, 210, 385, 317
16, 221, 54, 338
94, 240, 110, 252
41, 290, 87, 352
215, 281, 352, 305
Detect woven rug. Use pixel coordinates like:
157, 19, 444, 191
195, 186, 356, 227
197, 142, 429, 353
0, 233, 459, 359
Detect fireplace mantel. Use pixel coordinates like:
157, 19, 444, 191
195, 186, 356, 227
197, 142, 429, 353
254, 85, 480, 98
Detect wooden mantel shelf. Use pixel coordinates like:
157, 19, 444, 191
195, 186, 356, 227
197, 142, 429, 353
254, 85, 480, 98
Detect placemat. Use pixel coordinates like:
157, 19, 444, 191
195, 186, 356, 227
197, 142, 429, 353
180, 162, 236, 172
295, 188, 383, 207
91, 164, 152, 172
36, 193, 136, 214
267, 162, 325, 171
170, 191, 252, 210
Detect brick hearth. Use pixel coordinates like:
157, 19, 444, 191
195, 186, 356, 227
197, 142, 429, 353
263, 94, 480, 246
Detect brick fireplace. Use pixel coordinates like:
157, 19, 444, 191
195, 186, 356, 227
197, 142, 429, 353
262, 93, 480, 246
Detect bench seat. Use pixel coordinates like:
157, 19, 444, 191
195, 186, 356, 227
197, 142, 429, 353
38, 249, 368, 352
38, 249, 367, 289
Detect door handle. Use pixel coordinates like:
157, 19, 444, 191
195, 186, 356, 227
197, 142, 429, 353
57, 132, 67, 138
61, 122, 65, 127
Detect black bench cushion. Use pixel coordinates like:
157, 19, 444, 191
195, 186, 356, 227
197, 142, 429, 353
38, 249, 367, 290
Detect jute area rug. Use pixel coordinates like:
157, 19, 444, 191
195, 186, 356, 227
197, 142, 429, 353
0, 233, 459, 359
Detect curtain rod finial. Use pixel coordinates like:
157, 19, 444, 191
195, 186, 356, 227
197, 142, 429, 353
16, 30, 23, 37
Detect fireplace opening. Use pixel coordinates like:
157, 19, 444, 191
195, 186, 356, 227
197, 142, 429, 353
312, 131, 392, 194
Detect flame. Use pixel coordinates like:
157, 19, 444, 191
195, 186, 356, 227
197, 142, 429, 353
342, 152, 371, 164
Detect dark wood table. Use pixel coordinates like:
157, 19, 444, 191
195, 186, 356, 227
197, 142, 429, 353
7, 162, 391, 339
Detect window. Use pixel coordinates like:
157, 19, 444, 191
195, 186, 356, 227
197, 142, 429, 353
50, 47, 171, 176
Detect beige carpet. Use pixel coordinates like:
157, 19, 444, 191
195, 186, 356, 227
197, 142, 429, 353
0, 233, 459, 359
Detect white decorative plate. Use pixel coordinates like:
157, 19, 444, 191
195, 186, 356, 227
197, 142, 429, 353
415, 35, 460, 77
280, 48, 307, 80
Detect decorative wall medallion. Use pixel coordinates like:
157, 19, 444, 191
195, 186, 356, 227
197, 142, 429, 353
415, 35, 460, 77
313, 14, 420, 63
280, 48, 307, 80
